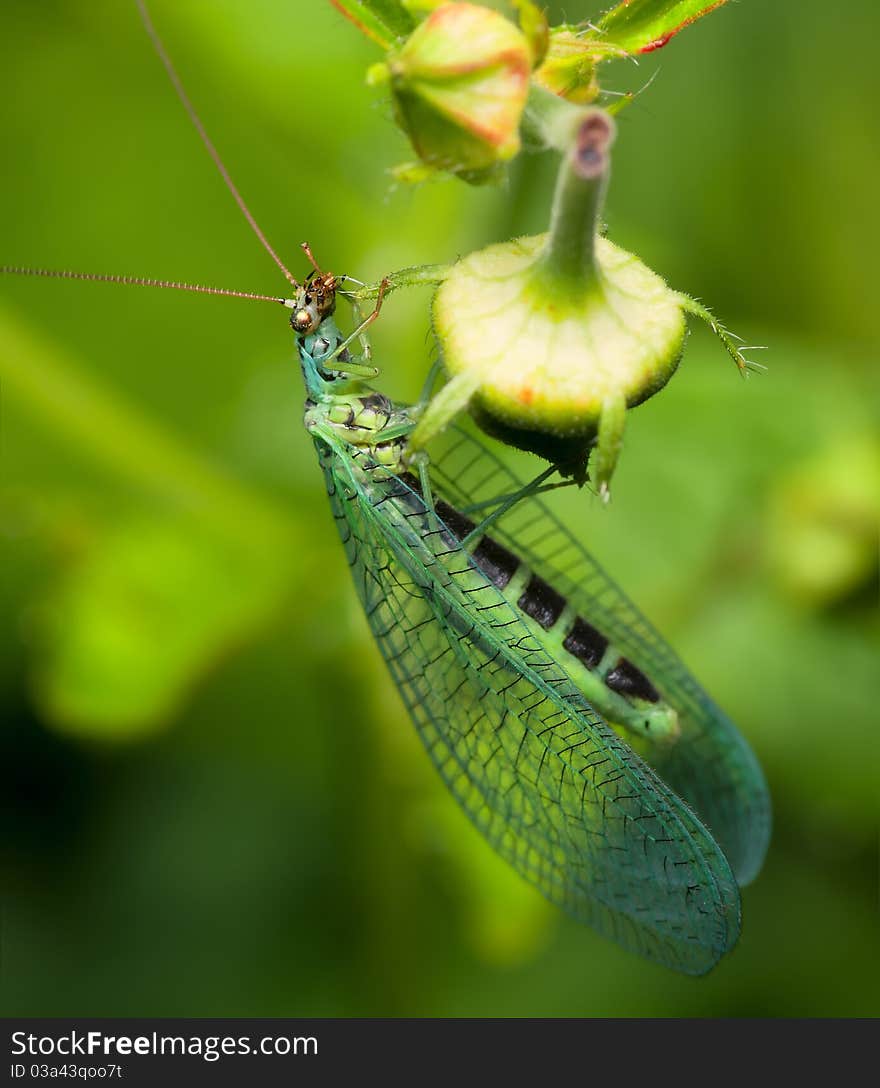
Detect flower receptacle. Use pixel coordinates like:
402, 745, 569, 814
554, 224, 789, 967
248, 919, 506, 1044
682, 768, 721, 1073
425, 108, 687, 491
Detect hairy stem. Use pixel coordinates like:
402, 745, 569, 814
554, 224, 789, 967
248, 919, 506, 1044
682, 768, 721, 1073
536, 110, 616, 296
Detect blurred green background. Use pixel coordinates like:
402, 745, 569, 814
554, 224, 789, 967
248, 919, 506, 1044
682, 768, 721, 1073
1, 0, 877, 1016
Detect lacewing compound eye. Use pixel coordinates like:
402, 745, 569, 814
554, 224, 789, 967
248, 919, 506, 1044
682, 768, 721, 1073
292, 307, 316, 333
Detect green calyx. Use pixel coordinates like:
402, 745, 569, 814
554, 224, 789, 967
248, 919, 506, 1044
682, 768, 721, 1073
430, 108, 687, 481
434, 235, 686, 454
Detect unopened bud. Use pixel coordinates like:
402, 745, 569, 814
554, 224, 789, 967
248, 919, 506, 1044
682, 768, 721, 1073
387, 3, 531, 181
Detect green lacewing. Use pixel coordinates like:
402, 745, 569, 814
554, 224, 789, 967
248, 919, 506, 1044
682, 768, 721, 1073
1, 0, 770, 974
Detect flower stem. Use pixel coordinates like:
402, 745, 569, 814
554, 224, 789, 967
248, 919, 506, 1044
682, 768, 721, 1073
521, 84, 585, 150
537, 110, 615, 298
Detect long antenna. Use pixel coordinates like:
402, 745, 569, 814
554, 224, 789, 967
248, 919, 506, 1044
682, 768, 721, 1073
0, 266, 291, 305
134, 0, 299, 288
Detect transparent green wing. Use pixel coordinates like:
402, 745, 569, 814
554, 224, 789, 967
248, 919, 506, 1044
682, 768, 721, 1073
319, 435, 740, 975
431, 428, 771, 887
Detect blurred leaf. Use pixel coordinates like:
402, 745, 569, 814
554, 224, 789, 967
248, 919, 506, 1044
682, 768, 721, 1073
328, 0, 415, 48
594, 0, 729, 55
366, 660, 554, 966
0, 304, 293, 547
689, 585, 880, 823
766, 433, 880, 608
419, 797, 554, 964
0, 304, 312, 737
34, 518, 289, 739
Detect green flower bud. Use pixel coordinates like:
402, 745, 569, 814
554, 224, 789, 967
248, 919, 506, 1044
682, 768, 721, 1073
435, 233, 686, 460
417, 107, 754, 495
386, 2, 532, 181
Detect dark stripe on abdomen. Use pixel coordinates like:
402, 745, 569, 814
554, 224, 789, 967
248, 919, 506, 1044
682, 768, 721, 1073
518, 574, 566, 630
605, 657, 660, 703
397, 471, 422, 496
434, 500, 520, 590
395, 479, 661, 707
563, 616, 608, 668
434, 500, 476, 542
473, 536, 520, 589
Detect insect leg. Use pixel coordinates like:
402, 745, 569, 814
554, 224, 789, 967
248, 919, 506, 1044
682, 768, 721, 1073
414, 358, 443, 412
345, 295, 376, 365
323, 278, 390, 369
457, 478, 576, 517
362, 419, 416, 443
346, 264, 450, 299
414, 451, 437, 515
407, 371, 482, 451
460, 463, 562, 548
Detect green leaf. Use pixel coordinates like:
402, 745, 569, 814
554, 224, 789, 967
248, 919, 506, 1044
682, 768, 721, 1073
594, 0, 730, 55
0, 304, 309, 739
34, 518, 290, 740
766, 434, 880, 609
0, 303, 294, 548
328, 0, 415, 48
